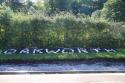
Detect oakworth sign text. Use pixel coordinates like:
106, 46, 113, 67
0, 48, 117, 54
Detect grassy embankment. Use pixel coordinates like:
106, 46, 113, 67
0, 49, 125, 63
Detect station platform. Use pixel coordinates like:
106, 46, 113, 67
0, 73, 125, 83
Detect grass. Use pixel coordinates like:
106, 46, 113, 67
0, 49, 125, 63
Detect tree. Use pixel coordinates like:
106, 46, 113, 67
76, 0, 107, 15
48, 0, 74, 13
26, 0, 33, 9
48, 0, 107, 15
3, 0, 27, 12
71, 1, 80, 14
34, 0, 45, 10
101, 0, 125, 22
94, 0, 107, 10
0, 6, 14, 47
0, 0, 4, 4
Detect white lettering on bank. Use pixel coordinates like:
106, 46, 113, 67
3, 48, 116, 54
4, 49, 17, 54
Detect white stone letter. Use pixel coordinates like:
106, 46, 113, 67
62, 48, 74, 53
4, 49, 17, 54
105, 49, 116, 52
46, 49, 60, 53
77, 48, 88, 53
20, 48, 29, 54
91, 48, 101, 53
33, 49, 43, 54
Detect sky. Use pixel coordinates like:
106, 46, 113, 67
30, 0, 45, 3
30, 0, 36, 3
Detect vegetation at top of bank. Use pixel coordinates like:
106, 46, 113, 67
0, 0, 125, 49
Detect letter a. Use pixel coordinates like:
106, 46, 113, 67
20, 48, 29, 54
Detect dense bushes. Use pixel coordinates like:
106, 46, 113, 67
101, 0, 125, 22
0, 5, 14, 48
48, 0, 107, 15
0, 10, 125, 49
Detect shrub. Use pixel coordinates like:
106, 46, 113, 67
0, 6, 14, 48
0, 11, 125, 48
101, 0, 125, 22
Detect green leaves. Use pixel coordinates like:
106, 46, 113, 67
0, 12, 123, 48
101, 0, 125, 22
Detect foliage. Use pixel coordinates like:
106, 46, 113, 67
0, 5, 14, 48
34, 0, 45, 10
48, 0, 74, 14
101, 0, 125, 22
0, 10, 125, 48
0, 0, 4, 4
48, 0, 107, 15
0, 0, 125, 49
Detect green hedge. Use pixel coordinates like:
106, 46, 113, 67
0, 11, 125, 49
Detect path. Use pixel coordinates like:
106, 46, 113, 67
0, 73, 125, 83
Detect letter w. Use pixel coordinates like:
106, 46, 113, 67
46, 49, 60, 53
